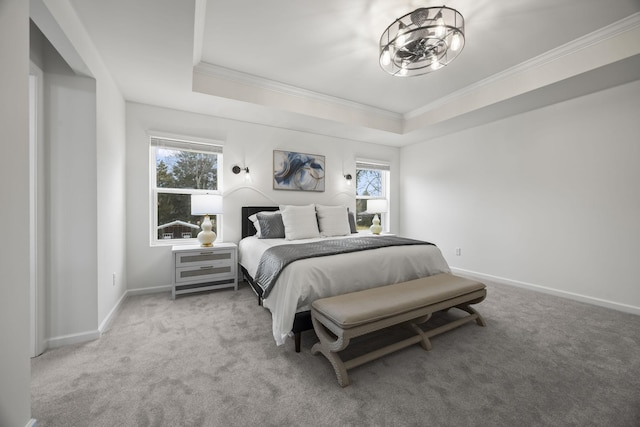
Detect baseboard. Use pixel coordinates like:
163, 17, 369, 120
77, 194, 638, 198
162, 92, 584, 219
47, 329, 101, 349
44, 286, 170, 351
451, 267, 640, 316
126, 284, 171, 296
98, 290, 129, 334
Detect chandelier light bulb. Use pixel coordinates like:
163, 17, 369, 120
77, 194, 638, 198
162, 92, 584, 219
451, 32, 461, 51
399, 66, 409, 76
381, 49, 391, 66
435, 17, 445, 38
431, 56, 441, 70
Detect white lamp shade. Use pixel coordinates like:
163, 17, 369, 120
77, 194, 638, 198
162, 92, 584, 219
366, 199, 388, 214
191, 194, 223, 215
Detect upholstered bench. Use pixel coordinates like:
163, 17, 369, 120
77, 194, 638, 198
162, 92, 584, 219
310, 273, 487, 387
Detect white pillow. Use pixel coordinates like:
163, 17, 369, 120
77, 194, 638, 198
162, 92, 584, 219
315, 205, 350, 237
248, 214, 260, 236
279, 204, 320, 240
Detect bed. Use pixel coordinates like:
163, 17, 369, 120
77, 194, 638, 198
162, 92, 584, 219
238, 205, 451, 351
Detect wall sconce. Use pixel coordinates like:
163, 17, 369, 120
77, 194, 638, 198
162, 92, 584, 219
344, 173, 353, 186
232, 165, 251, 181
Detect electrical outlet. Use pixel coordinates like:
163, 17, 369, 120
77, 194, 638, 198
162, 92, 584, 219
455, 247, 461, 256
112, 272, 116, 286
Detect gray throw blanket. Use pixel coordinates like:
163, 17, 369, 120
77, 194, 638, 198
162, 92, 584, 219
254, 236, 434, 298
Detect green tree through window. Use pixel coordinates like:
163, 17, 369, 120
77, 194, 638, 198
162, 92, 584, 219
172, 151, 218, 190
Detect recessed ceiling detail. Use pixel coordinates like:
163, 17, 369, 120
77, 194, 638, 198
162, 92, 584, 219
61, 0, 640, 146
193, 13, 640, 139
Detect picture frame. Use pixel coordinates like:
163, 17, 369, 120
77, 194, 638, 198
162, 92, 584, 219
273, 150, 325, 192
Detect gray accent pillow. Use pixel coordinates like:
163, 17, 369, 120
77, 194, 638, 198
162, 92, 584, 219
348, 211, 358, 234
257, 212, 285, 239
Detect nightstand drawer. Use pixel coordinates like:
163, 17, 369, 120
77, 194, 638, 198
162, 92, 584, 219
175, 249, 233, 267
175, 265, 235, 283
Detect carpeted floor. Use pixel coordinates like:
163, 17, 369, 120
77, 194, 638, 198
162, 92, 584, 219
31, 280, 640, 426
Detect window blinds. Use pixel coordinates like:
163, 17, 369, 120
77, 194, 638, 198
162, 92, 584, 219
150, 135, 223, 154
356, 159, 390, 171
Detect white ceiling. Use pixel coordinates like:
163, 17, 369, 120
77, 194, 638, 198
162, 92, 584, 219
67, 0, 640, 146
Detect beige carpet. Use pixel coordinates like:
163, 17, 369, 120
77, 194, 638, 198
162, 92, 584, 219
32, 280, 640, 426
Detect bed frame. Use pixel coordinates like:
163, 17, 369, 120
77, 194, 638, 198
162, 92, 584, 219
240, 206, 313, 352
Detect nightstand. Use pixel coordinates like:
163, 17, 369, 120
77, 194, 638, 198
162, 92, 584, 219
171, 243, 238, 299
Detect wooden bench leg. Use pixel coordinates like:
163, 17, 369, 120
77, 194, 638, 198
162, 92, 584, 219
456, 303, 486, 326
405, 314, 433, 351
311, 316, 351, 387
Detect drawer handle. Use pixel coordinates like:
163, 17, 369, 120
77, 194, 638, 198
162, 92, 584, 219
199, 252, 214, 255
200, 266, 214, 270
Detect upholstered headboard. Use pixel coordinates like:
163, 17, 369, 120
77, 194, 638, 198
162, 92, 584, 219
241, 206, 279, 238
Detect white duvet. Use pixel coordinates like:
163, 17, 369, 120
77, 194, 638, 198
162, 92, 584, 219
238, 234, 451, 345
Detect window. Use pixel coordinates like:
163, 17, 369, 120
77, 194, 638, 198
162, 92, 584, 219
355, 159, 390, 232
150, 134, 223, 245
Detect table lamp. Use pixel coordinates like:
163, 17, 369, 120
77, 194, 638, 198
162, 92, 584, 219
191, 194, 223, 246
366, 199, 388, 235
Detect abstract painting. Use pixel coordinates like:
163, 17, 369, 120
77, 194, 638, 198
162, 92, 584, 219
273, 150, 325, 192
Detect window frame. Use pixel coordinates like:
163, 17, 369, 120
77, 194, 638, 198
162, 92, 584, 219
149, 132, 224, 246
355, 159, 391, 233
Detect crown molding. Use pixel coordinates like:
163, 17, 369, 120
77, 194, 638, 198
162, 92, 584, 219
192, 0, 207, 66
405, 12, 640, 120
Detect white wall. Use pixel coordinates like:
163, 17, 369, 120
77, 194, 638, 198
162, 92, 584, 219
400, 80, 640, 312
43, 48, 99, 342
95, 57, 127, 330
126, 102, 400, 290
0, 1, 32, 425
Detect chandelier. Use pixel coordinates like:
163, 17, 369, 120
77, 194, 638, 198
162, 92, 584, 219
379, 6, 465, 77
